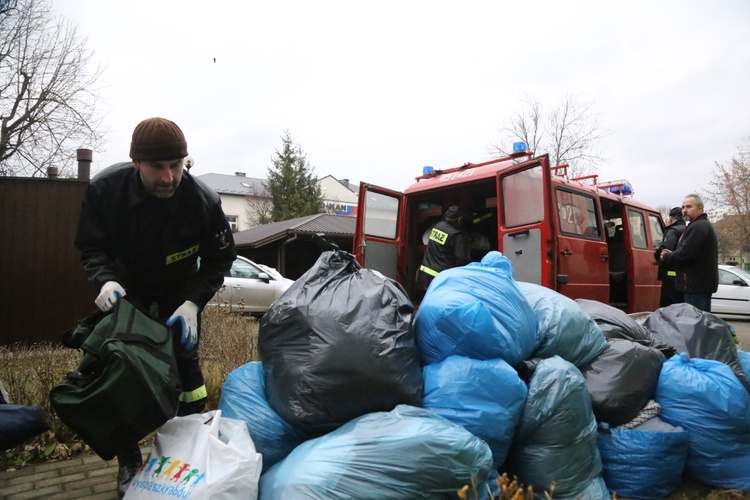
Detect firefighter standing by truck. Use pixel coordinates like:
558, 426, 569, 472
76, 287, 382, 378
417, 206, 472, 290
655, 206, 686, 307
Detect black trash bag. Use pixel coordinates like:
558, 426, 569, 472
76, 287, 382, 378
645, 303, 750, 393
581, 338, 665, 426
0, 404, 50, 450
576, 299, 677, 358
259, 249, 423, 436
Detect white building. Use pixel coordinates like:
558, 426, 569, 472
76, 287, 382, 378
196, 172, 358, 231
195, 172, 266, 232
319, 175, 358, 216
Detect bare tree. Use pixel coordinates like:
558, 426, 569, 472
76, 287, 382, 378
0, 0, 105, 177
244, 183, 274, 227
490, 92, 610, 178
713, 215, 744, 264
707, 135, 750, 263
656, 204, 672, 222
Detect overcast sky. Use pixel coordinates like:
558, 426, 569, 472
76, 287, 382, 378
58, 0, 750, 210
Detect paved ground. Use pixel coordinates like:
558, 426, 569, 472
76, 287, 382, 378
2, 320, 750, 500
732, 318, 750, 349
0, 448, 149, 500
1, 452, 122, 500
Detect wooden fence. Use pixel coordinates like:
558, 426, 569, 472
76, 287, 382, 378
0, 177, 93, 346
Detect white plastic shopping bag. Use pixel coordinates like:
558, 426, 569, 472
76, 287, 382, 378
124, 410, 262, 499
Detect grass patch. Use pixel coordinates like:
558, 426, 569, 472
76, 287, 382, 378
0, 305, 259, 469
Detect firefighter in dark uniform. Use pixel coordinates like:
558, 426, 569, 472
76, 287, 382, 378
655, 206, 686, 307
74, 117, 236, 497
417, 206, 472, 290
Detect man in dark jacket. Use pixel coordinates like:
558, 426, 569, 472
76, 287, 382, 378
660, 194, 718, 312
417, 206, 472, 290
655, 206, 687, 307
74, 117, 236, 497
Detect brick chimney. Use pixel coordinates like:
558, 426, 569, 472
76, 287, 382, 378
77, 148, 92, 180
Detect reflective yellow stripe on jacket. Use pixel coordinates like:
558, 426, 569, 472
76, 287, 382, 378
179, 384, 207, 403
420, 265, 439, 277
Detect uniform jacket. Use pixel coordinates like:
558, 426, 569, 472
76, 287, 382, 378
74, 162, 237, 311
655, 219, 686, 281
417, 219, 471, 288
662, 213, 718, 294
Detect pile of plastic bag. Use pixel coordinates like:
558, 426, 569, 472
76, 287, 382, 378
581, 300, 750, 495
223, 248, 493, 498
215, 250, 750, 499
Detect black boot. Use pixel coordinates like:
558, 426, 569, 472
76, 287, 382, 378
116, 443, 143, 498
176, 397, 206, 417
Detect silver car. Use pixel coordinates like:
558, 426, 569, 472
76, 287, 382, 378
209, 256, 294, 315
712, 265, 750, 320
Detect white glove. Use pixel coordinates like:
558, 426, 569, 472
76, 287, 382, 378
95, 281, 126, 311
167, 301, 199, 350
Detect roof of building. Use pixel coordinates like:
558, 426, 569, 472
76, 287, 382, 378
195, 172, 266, 196
197, 172, 358, 197
319, 174, 358, 193
233, 213, 355, 248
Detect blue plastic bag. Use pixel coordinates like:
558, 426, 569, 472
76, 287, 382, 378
218, 362, 309, 472
259, 405, 493, 499
655, 353, 750, 490
518, 282, 607, 367
423, 355, 527, 467
507, 356, 609, 500
415, 252, 536, 366
739, 349, 750, 376
597, 417, 688, 499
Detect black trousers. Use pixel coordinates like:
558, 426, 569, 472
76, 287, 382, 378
659, 278, 684, 308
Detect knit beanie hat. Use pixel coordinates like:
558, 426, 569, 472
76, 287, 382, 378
129, 117, 188, 161
669, 207, 683, 218
444, 206, 464, 226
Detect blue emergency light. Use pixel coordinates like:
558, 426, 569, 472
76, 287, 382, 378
512, 142, 528, 154
422, 165, 434, 175
606, 184, 633, 196
599, 179, 634, 196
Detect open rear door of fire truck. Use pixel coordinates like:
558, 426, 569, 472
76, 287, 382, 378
496, 156, 556, 287
353, 183, 405, 283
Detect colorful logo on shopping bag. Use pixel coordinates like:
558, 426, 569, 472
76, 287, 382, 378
128, 455, 204, 498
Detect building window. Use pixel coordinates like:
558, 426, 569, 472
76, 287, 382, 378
226, 215, 238, 232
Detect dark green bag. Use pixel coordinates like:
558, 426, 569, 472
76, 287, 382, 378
50, 298, 181, 460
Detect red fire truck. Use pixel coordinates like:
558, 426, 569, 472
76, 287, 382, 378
353, 149, 665, 313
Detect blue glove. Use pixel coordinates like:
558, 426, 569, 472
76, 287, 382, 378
166, 301, 199, 350
95, 281, 126, 311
